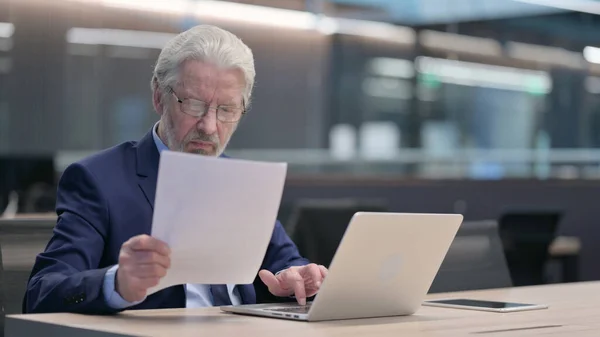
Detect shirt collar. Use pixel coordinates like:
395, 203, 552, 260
152, 121, 169, 154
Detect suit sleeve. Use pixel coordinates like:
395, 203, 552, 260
253, 220, 310, 303
262, 220, 310, 272
23, 163, 122, 314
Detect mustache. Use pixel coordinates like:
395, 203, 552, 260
185, 131, 219, 145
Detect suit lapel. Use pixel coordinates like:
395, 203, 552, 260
134, 130, 160, 209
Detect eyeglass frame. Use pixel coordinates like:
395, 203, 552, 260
168, 86, 247, 123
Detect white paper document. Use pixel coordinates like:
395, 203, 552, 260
147, 151, 287, 295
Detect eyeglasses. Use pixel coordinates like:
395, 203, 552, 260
169, 87, 246, 123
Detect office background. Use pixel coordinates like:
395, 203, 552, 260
1, 0, 600, 286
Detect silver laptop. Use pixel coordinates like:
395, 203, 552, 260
221, 212, 463, 321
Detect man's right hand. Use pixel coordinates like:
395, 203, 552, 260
116, 234, 171, 303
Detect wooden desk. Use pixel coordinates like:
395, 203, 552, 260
7, 281, 600, 337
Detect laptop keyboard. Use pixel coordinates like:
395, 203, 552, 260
265, 305, 312, 314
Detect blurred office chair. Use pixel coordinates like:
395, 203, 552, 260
0, 192, 18, 219
0, 218, 55, 321
287, 198, 387, 267
498, 211, 562, 286
429, 220, 512, 293
22, 183, 56, 213
0, 156, 56, 215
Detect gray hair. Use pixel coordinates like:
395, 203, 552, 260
151, 25, 255, 108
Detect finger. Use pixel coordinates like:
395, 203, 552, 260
305, 264, 323, 288
282, 269, 306, 305
130, 235, 171, 255
132, 263, 168, 278
129, 235, 171, 255
133, 251, 171, 269
318, 265, 328, 278
301, 264, 323, 298
259, 269, 288, 296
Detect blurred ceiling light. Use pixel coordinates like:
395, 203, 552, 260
66, 28, 176, 49
66, 0, 415, 43
416, 56, 552, 94
315, 17, 339, 35
333, 18, 415, 44
102, 0, 188, 14
508, 41, 585, 69
367, 58, 414, 78
583, 46, 600, 64
0, 22, 15, 38
195, 0, 317, 31
420, 30, 502, 57
68, 0, 317, 30
68, 0, 189, 15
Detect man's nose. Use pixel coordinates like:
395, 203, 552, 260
197, 107, 218, 135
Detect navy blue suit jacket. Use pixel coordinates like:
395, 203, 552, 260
23, 129, 309, 314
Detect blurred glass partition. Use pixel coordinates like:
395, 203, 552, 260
1, 0, 600, 181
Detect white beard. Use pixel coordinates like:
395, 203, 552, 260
160, 108, 235, 157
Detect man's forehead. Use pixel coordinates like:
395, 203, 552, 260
181, 73, 243, 101
179, 61, 244, 89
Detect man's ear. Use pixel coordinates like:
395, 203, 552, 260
152, 80, 164, 116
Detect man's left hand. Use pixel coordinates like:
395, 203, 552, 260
259, 264, 328, 305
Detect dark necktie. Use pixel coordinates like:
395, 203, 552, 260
210, 284, 232, 306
